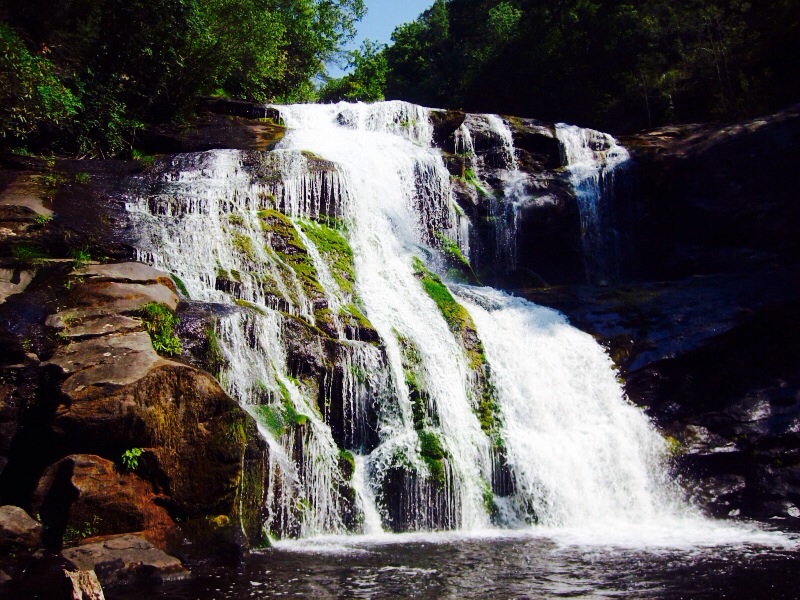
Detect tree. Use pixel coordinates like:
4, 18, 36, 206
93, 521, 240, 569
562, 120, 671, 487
319, 39, 387, 102
0, 24, 79, 141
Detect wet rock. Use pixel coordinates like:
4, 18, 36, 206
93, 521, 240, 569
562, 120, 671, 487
0, 505, 42, 551
62, 534, 187, 588
32, 455, 177, 549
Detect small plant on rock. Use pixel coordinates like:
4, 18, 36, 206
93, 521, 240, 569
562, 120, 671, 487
139, 302, 182, 356
69, 246, 91, 269
121, 447, 143, 471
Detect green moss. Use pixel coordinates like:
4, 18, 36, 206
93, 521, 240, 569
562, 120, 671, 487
464, 168, 488, 197
434, 232, 479, 284
297, 219, 356, 294
231, 232, 257, 262
170, 273, 189, 297
664, 435, 683, 457
259, 210, 325, 302
418, 430, 446, 487
235, 298, 268, 315
204, 324, 225, 376
412, 258, 502, 438
338, 449, 355, 480
255, 396, 309, 438
339, 303, 374, 332
228, 213, 246, 227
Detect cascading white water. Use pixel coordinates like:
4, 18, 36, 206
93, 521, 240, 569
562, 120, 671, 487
556, 123, 631, 284
275, 101, 492, 531
125, 100, 707, 541
455, 286, 687, 527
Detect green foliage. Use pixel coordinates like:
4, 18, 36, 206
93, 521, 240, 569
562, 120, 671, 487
0, 24, 80, 142
6, 0, 366, 153
383, 0, 800, 129
69, 247, 91, 269
131, 149, 155, 168
139, 302, 182, 356
12, 244, 48, 265
74, 171, 90, 185
121, 447, 143, 471
319, 39, 388, 102
63, 516, 101, 545
34, 214, 52, 226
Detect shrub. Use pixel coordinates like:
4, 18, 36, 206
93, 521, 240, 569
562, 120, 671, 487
139, 302, 182, 356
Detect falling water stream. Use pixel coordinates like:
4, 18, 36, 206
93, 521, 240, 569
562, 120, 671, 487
120, 101, 798, 598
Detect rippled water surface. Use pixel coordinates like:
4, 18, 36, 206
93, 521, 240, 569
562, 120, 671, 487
109, 527, 800, 599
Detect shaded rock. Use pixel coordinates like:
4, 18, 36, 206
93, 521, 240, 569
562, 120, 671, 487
0, 267, 35, 305
64, 569, 105, 600
62, 534, 187, 588
429, 109, 466, 148
32, 455, 176, 549
0, 505, 42, 551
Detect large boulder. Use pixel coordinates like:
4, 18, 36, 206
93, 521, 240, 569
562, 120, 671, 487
62, 534, 187, 588
0, 505, 42, 552
32, 455, 176, 549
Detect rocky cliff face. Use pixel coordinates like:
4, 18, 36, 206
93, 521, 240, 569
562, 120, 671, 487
519, 106, 800, 522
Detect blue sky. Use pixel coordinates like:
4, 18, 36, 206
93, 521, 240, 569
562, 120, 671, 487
327, 0, 434, 77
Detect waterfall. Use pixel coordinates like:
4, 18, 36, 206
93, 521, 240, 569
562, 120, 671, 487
555, 123, 631, 284
124, 100, 689, 539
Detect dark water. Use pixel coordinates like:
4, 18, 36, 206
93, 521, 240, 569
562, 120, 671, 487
108, 529, 800, 600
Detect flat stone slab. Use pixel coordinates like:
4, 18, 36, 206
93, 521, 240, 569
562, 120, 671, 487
54, 315, 143, 339
62, 534, 187, 588
0, 267, 35, 304
72, 281, 179, 313
44, 332, 174, 401
74, 263, 175, 288
0, 174, 53, 217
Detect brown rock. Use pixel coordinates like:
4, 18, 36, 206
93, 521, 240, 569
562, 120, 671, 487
0, 505, 42, 551
62, 534, 187, 588
32, 455, 177, 550
50, 315, 144, 340
75, 281, 179, 312
44, 331, 166, 400
74, 263, 176, 288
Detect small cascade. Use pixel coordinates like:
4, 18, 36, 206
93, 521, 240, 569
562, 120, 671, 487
555, 123, 631, 284
215, 310, 354, 537
458, 113, 526, 278
352, 455, 384, 535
